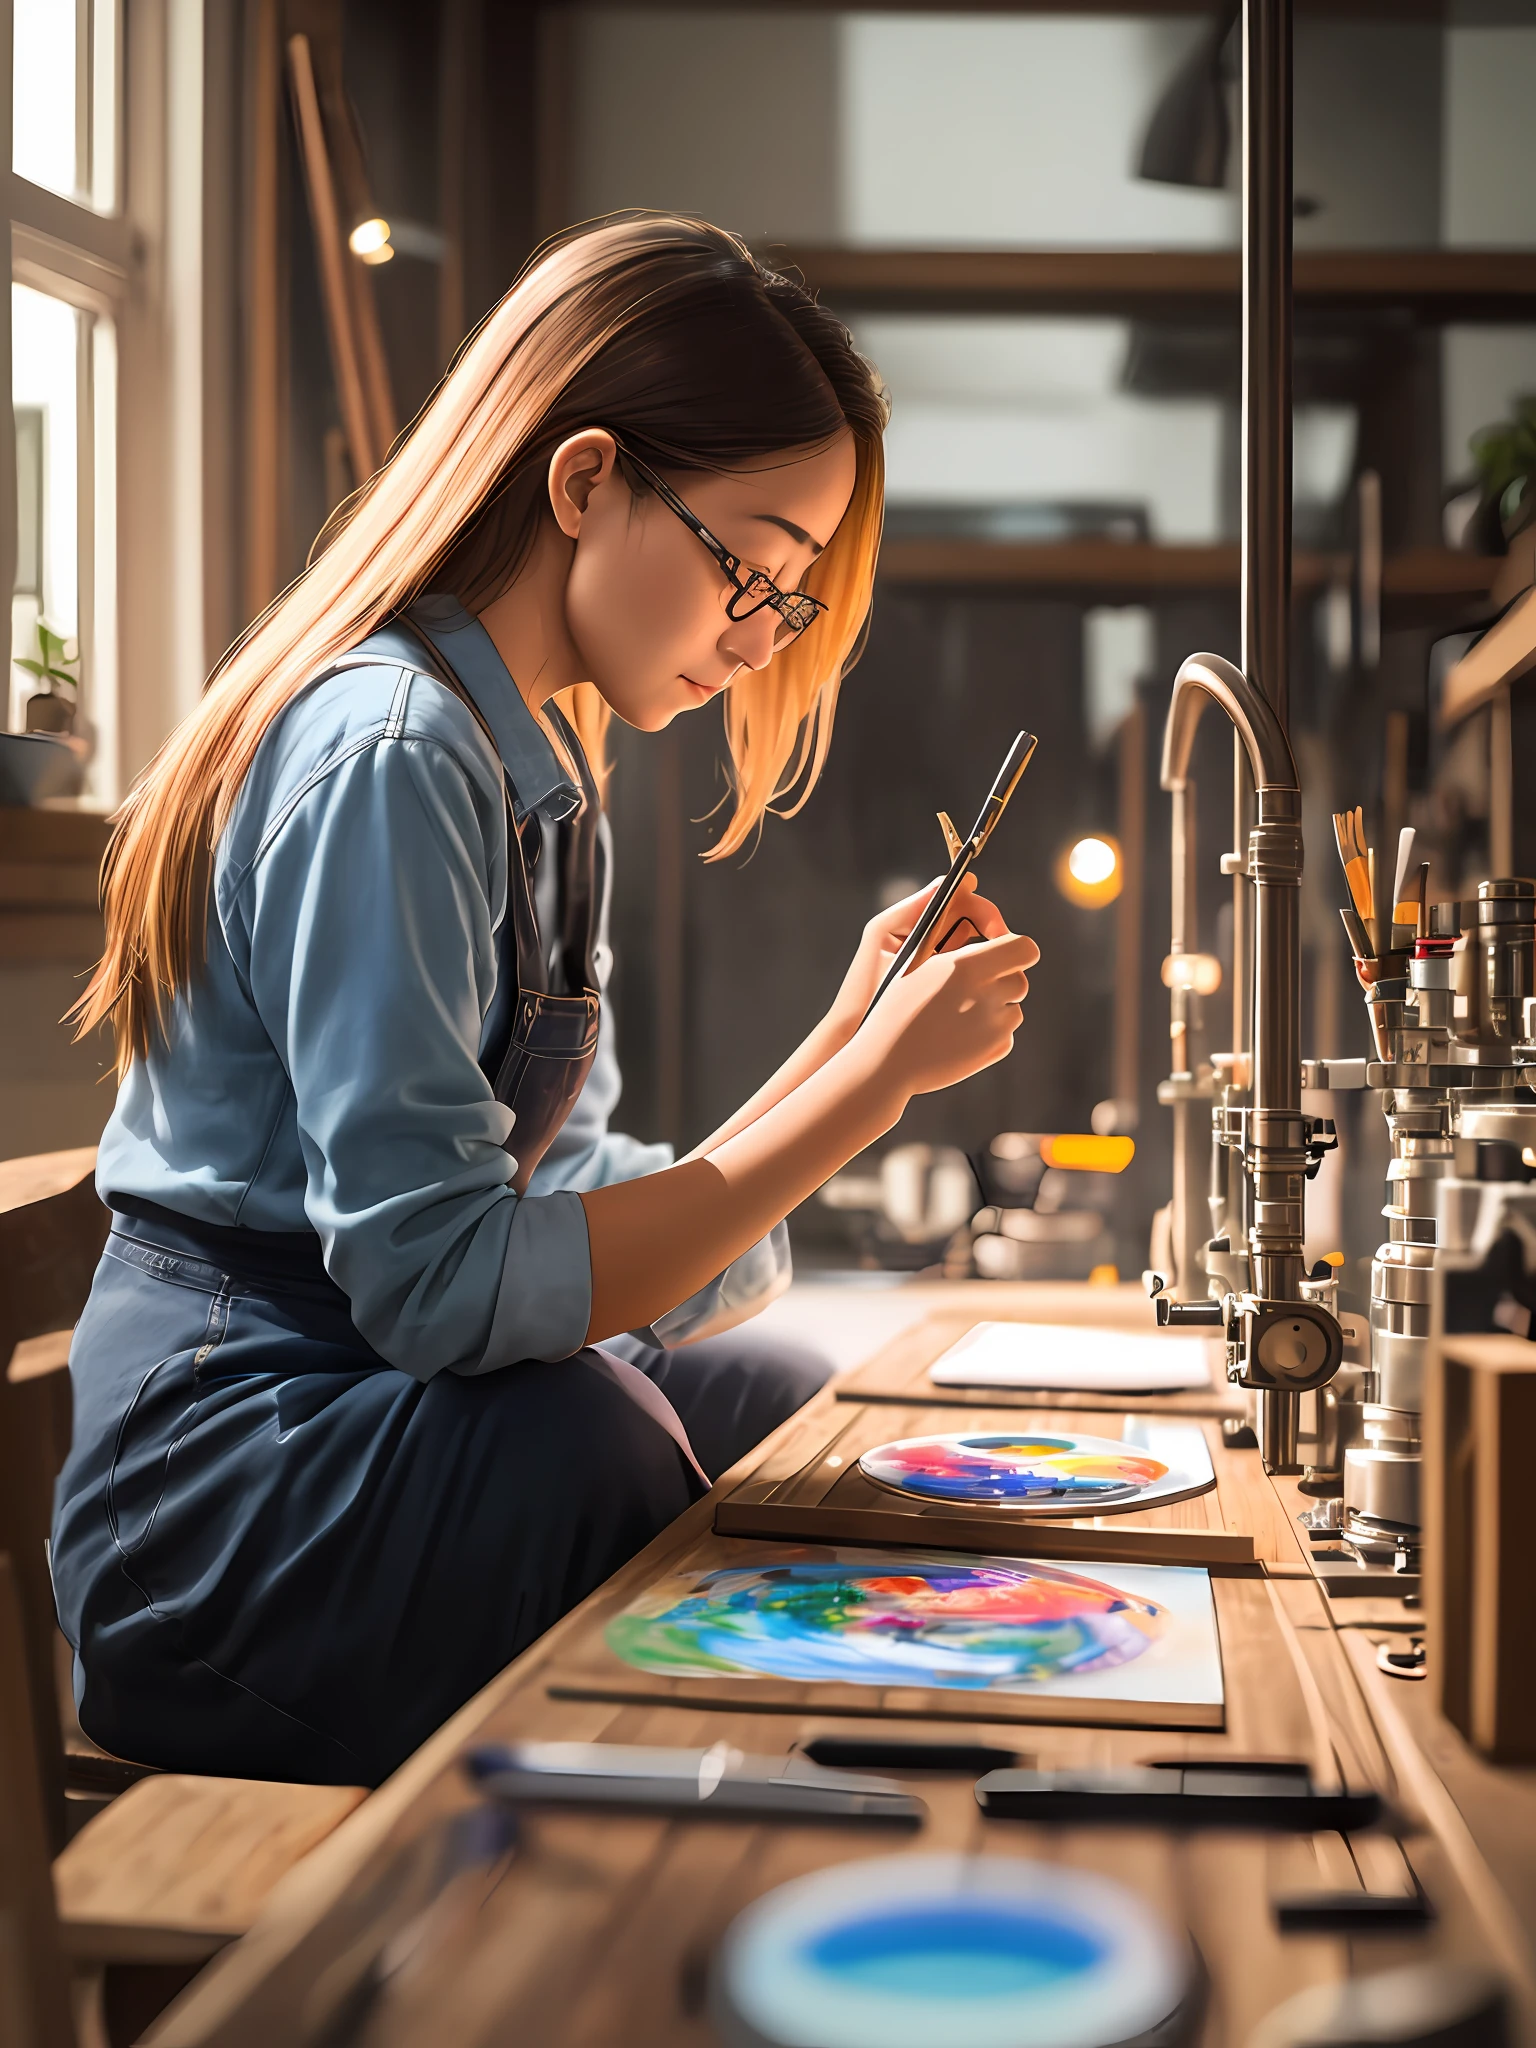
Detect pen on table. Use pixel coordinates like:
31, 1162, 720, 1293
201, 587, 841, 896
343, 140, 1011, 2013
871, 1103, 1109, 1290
464, 1741, 927, 1824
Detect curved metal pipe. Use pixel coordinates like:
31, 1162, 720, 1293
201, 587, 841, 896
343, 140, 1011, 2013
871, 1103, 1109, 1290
1160, 651, 1298, 798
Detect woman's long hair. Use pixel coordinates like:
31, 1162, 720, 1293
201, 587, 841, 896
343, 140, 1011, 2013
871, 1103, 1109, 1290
74, 214, 887, 1075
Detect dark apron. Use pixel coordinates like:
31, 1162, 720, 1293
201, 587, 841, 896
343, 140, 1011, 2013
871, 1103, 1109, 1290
380, 621, 603, 1192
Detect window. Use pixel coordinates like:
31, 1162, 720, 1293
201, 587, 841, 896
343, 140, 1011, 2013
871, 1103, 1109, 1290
8, 0, 125, 802
13, 0, 118, 211
10, 283, 116, 796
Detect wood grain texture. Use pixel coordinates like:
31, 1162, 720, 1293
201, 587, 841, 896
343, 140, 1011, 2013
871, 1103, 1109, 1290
767, 244, 1536, 319
714, 1400, 1255, 1567
0, 1148, 106, 1853
0, 1146, 97, 1217
1425, 1336, 1536, 1761
0, 1556, 73, 2048
132, 1313, 1536, 2048
53, 1777, 367, 1964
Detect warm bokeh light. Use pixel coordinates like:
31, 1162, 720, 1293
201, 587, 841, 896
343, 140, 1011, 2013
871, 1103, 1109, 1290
1040, 1133, 1136, 1174
1054, 833, 1123, 907
349, 216, 394, 263
1161, 951, 1223, 995
1068, 836, 1117, 885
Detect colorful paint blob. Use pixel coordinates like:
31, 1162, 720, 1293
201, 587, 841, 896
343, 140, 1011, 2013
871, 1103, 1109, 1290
713, 1853, 1189, 2048
604, 1550, 1171, 1693
859, 1430, 1169, 1507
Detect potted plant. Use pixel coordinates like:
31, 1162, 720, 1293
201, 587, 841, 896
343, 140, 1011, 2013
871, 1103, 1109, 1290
17, 620, 79, 734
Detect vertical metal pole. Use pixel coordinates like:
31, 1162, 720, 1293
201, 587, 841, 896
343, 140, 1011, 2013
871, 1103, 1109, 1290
1242, 0, 1293, 730
1243, 0, 1303, 1468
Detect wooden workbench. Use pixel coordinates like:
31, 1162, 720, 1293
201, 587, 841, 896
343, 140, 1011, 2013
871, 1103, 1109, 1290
140, 1290, 1536, 2048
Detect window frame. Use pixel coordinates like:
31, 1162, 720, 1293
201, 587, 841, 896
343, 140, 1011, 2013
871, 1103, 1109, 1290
4, 0, 130, 801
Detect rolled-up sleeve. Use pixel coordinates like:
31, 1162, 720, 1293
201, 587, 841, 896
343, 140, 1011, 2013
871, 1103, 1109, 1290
238, 733, 591, 1378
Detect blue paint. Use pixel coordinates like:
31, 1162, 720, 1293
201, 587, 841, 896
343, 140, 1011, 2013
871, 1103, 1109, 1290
804, 1901, 1105, 2000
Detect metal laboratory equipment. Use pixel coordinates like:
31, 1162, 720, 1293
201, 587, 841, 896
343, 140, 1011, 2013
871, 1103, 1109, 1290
1309, 878, 1536, 1588
1150, 657, 1345, 1475
1146, 0, 1347, 1475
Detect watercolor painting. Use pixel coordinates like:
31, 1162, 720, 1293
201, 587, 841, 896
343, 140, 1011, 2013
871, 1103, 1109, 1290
857, 1419, 1215, 1514
603, 1547, 1223, 1706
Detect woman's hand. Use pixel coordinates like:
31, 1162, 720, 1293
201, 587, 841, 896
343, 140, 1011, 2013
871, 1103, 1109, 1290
585, 918, 1039, 1344
825, 874, 1011, 1041
856, 927, 1040, 1098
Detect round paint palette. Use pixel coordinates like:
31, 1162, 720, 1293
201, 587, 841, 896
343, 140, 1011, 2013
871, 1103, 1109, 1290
713, 1852, 1188, 2048
857, 1426, 1215, 1515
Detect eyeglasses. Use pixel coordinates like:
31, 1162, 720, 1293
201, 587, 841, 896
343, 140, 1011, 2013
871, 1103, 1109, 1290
616, 445, 828, 653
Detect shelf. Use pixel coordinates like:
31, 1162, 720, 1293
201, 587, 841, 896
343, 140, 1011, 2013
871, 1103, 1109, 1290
877, 538, 1500, 620
767, 246, 1536, 321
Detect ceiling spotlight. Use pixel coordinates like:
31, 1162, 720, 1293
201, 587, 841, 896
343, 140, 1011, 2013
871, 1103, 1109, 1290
349, 216, 394, 264
1056, 834, 1123, 908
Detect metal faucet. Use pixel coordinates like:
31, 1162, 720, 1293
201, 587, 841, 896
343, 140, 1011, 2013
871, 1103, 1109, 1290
1154, 652, 1345, 1473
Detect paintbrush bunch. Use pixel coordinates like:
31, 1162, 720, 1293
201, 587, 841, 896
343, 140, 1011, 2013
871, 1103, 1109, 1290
1332, 810, 1431, 967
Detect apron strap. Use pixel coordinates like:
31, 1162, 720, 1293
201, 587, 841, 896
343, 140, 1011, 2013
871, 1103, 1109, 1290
590, 1347, 711, 1492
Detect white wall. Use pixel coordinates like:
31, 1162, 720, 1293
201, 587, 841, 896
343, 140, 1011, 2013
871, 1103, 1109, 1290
839, 14, 1236, 249
1441, 27, 1536, 483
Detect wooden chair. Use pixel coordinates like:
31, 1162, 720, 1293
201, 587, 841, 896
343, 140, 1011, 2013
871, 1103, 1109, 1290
0, 1151, 366, 1988
0, 1551, 74, 2048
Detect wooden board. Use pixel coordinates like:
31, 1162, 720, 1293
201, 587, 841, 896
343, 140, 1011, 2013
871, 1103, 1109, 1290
839, 1308, 1244, 1417
136, 1365, 1536, 2048
53, 1774, 366, 1964
1425, 1335, 1536, 1762
545, 1532, 1227, 1733
715, 1399, 1256, 1570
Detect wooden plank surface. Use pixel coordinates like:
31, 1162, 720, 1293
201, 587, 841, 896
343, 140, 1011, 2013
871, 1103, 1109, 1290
54, 1775, 367, 1964
137, 1308, 1536, 2048
838, 1306, 1243, 1416
766, 243, 1536, 320
714, 1399, 1256, 1567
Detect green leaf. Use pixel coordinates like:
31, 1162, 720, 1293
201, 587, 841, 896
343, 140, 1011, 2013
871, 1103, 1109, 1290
14, 658, 46, 678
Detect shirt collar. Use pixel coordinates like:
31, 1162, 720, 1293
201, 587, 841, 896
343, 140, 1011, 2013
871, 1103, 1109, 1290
406, 594, 583, 825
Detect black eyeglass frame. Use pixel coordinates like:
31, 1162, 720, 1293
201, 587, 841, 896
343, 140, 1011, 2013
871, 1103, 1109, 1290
615, 444, 828, 647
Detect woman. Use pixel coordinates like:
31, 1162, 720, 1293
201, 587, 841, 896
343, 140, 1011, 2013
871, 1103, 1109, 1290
53, 215, 1038, 1787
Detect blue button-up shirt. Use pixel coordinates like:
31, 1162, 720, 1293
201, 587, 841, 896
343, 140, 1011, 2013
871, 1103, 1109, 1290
96, 598, 677, 1380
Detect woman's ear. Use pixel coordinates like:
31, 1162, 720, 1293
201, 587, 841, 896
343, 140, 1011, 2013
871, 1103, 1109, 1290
548, 430, 619, 540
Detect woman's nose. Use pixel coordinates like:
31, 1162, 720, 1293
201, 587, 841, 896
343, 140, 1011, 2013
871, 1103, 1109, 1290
719, 605, 778, 673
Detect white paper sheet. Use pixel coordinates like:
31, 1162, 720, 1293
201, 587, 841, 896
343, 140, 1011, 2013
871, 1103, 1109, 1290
928, 1320, 1216, 1393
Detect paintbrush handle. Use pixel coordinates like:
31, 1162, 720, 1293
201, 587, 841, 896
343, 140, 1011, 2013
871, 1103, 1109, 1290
1343, 856, 1373, 920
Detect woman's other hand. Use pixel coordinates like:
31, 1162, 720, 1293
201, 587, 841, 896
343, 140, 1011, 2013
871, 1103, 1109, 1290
826, 873, 1011, 1039
857, 927, 1040, 1098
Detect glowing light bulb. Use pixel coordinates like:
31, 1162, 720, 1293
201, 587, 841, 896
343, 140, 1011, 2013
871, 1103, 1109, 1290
1068, 837, 1118, 885
1054, 833, 1123, 907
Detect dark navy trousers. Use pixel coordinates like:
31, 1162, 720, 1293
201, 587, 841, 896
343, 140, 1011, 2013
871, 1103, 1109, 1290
50, 1211, 829, 1788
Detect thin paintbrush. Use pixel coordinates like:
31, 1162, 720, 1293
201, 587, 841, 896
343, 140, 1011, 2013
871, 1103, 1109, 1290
1367, 842, 1378, 955
1332, 811, 1373, 922
1416, 860, 1430, 943
1392, 826, 1419, 927
1340, 905, 1372, 960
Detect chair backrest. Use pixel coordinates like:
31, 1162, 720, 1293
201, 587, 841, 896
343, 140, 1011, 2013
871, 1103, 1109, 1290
0, 1149, 109, 1857
0, 1552, 74, 2048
